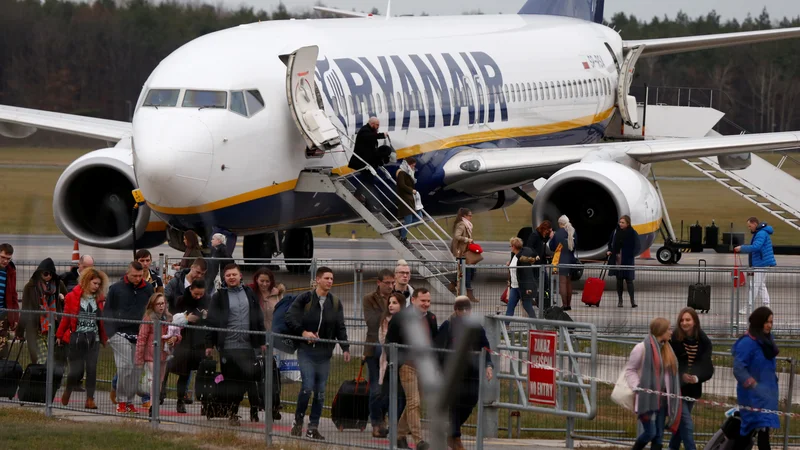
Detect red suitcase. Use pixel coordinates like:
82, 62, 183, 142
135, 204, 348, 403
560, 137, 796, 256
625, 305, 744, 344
581, 266, 607, 307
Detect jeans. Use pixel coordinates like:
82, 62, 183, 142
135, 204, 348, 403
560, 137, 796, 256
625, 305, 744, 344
399, 215, 414, 240
669, 401, 696, 450
66, 336, 100, 398
295, 350, 332, 428
635, 403, 668, 448
505, 287, 537, 318
748, 272, 770, 306
465, 267, 475, 289
365, 351, 384, 426
450, 379, 480, 438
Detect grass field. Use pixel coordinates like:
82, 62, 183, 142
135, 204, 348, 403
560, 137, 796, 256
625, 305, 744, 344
1, 146, 799, 245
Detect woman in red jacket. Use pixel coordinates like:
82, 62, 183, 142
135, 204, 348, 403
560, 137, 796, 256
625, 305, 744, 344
135, 293, 180, 416
56, 268, 109, 409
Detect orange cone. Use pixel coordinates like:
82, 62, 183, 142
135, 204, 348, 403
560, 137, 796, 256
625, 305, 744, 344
640, 248, 652, 259
72, 240, 80, 262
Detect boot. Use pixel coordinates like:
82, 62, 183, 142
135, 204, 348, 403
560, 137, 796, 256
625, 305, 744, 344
372, 424, 388, 438
631, 441, 647, 450
85, 398, 97, 410
176, 399, 187, 414
250, 406, 259, 423
61, 388, 72, 406
631, 300, 638, 308
466, 289, 479, 303
650, 444, 662, 450
618, 298, 623, 308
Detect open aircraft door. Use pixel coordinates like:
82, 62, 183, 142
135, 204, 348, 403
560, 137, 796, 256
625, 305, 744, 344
616, 45, 645, 128
285, 45, 341, 155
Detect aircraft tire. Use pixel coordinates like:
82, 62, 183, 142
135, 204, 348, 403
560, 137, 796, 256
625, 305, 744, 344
284, 228, 313, 274
656, 246, 674, 265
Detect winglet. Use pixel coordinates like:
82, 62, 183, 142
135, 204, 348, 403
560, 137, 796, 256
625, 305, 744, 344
313, 6, 376, 18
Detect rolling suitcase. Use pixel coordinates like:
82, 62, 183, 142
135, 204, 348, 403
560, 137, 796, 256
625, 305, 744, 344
331, 360, 370, 432
705, 411, 753, 450
0, 337, 24, 399
253, 355, 281, 415
196, 358, 235, 419
581, 265, 606, 307
688, 259, 711, 313
18, 363, 64, 404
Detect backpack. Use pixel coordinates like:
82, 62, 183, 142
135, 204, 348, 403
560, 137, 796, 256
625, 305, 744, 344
271, 293, 340, 354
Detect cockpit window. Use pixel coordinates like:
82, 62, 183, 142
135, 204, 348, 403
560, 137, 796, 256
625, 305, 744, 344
143, 89, 179, 107
230, 91, 247, 116
183, 90, 227, 108
245, 90, 265, 116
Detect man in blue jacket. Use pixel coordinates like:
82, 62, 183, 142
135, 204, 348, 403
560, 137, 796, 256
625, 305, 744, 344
735, 217, 776, 314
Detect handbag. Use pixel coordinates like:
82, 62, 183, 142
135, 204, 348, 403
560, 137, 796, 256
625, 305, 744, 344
413, 191, 423, 211
610, 370, 635, 412
733, 253, 747, 288
500, 286, 509, 304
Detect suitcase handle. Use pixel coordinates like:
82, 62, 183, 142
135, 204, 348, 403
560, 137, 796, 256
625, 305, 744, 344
1, 336, 23, 364
698, 259, 707, 285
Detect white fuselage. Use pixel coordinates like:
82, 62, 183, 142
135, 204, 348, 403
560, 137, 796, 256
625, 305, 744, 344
131, 14, 624, 233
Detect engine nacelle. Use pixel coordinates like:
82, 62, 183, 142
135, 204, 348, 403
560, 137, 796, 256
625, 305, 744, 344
54, 148, 166, 249
0, 122, 36, 139
531, 161, 661, 260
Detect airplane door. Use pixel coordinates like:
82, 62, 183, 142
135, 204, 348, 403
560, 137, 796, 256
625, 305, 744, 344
617, 45, 645, 128
285, 45, 341, 154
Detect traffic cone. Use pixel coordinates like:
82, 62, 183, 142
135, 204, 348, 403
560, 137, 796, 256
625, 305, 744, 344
71, 240, 80, 262
640, 248, 652, 259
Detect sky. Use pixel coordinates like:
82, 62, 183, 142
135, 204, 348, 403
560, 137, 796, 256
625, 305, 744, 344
228, 0, 799, 21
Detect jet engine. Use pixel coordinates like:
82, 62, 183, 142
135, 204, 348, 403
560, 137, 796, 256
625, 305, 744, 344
53, 148, 165, 249
531, 161, 661, 260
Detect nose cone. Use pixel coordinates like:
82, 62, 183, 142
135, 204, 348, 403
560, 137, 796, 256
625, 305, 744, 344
133, 114, 213, 208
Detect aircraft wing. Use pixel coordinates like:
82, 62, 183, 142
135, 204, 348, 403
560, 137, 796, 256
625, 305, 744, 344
313, 6, 375, 18
0, 105, 132, 142
442, 131, 800, 194
625, 27, 800, 58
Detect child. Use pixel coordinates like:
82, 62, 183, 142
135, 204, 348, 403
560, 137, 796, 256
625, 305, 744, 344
163, 312, 187, 359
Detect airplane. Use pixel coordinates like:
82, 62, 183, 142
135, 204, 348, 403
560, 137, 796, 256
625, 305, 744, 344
1, 0, 800, 272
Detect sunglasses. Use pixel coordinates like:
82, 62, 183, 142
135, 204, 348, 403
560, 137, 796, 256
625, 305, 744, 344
42, 271, 51, 277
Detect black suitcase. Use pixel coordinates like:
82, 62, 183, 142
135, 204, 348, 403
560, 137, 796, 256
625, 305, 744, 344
18, 363, 64, 404
196, 358, 237, 419
688, 259, 711, 313
705, 412, 753, 450
253, 355, 281, 414
331, 360, 369, 432
0, 337, 24, 399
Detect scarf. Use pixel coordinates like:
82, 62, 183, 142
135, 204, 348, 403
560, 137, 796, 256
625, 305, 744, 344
38, 281, 58, 333
750, 332, 779, 360
399, 160, 416, 182
613, 227, 632, 254
462, 217, 473, 235
638, 334, 682, 433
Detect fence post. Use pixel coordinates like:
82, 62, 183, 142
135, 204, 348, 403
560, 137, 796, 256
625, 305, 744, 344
45, 309, 55, 418
537, 265, 545, 316
309, 258, 318, 287
476, 347, 487, 450
152, 317, 161, 428
482, 317, 500, 439
784, 358, 795, 450
265, 333, 274, 447
566, 330, 576, 450
459, 257, 467, 295
389, 344, 398, 450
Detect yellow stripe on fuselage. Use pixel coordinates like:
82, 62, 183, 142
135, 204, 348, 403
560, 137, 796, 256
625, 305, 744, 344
148, 107, 615, 215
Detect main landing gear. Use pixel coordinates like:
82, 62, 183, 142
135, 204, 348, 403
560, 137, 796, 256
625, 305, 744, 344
243, 228, 314, 274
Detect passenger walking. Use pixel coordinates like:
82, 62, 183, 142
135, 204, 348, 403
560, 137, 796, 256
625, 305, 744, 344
135, 293, 180, 417
363, 269, 394, 438
505, 237, 537, 318
20, 258, 67, 364
396, 157, 418, 245
393, 260, 415, 306
450, 208, 479, 302
249, 267, 285, 331
207, 233, 235, 295
732, 306, 779, 450
164, 258, 207, 314
205, 264, 266, 425
171, 279, 208, 414
105, 261, 154, 414
0, 243, 19, 359
57, 268, 109, 410
735, 217, 776, 314
435, 296, 494, 450
549, 215, 578, 311
136, 249, 164, 293
624, 317, 682, 450
177, 230, 203, 270
60, 254, 94, 292
378, 292, 403, 404
523, 221, 552, 308
348, 117, 390, 210
607, 215, 640, 308
669, 308, 714, 450
385, 288, 437, 450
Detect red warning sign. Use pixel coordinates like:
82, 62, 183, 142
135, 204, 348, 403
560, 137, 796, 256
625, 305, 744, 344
528, 330, 557, 406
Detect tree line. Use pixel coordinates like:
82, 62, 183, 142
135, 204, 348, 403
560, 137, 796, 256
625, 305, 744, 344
1, 0, 799, 134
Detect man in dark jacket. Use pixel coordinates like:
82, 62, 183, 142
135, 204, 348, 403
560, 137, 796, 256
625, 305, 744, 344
385, 288, 437, 450
0, 243, 19, 359
348, 116, 388, 170
164, 258, 207, 314
105, 261, 154, 413
287, 266, 351, 441
435, 297, 494, 450
60, 254, 94, 292
363, 268, 394, 437
135, 249, 163, 293
205, 263, 266, 426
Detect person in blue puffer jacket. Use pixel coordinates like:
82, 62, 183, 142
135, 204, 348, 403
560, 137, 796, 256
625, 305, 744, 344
732, 306, 779, 450
734, 217, 776, 314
